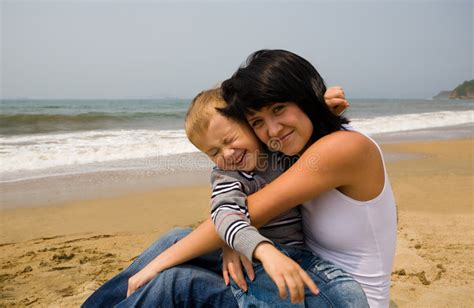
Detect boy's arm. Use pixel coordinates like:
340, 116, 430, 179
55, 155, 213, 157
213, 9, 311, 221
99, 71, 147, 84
126, 169, 269, 297
210, 169, 272, 262
212, 169, 319, 303
127, 169, 269, 297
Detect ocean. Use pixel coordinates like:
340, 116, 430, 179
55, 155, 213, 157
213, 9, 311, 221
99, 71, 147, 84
1, 98, 473, 183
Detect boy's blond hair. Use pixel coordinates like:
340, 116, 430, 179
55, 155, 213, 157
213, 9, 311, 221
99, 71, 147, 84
185, 88, 228, 145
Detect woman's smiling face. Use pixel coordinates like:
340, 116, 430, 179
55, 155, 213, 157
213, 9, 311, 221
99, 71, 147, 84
246, 102, 313, 156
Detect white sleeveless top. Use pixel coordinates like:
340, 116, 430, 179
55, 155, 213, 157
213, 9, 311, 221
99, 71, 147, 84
302, 132, 397, 308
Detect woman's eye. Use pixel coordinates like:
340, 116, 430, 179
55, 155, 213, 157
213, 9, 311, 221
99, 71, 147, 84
273, 105, 284, 114
250, 119, 262, 128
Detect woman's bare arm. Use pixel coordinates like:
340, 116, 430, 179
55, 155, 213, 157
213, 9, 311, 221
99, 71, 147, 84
131, 131, 369, 278
247, 130, 374, 227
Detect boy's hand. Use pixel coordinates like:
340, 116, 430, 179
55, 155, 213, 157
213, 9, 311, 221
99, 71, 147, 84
324, 86, 349, 116
253, 243, 319, 304
222, 245, 255, 291
127, 266, 159, 298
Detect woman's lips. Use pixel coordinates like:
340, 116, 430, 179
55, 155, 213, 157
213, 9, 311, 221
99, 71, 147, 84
267, 131, 294, 151
280, 131, 294, 143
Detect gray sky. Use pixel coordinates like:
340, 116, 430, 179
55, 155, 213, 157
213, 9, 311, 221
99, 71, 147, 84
1, 0, 472, 99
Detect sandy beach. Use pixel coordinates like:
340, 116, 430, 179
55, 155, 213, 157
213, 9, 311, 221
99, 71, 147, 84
1, 138, 473, 307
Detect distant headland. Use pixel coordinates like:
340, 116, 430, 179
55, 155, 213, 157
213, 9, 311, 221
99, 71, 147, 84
433, 80, 474, 99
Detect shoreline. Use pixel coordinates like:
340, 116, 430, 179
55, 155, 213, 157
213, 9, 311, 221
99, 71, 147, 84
1, 123, 472, 209
372, 122, 473, 144
0, 168, 211, 209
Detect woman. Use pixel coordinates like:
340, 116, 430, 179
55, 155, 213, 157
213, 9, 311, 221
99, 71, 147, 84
83, 88, 363, 308
219, 49, 397, 307
84, 50, 395, 307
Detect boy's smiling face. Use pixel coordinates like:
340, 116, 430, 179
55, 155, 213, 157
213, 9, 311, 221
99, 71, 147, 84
194, 113, 262, 172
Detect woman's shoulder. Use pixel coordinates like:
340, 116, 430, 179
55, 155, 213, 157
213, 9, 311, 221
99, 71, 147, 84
304, 130, 384, 199
310, 130, 378, 158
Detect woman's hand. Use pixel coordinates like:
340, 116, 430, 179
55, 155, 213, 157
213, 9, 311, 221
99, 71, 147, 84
127, 266, 159, 298
253, 243, 319, 304
324, 86, 349, 116
222, 245, 255, 291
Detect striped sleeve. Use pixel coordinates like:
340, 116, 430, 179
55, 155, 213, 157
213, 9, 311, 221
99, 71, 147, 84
210, 169, 272, 261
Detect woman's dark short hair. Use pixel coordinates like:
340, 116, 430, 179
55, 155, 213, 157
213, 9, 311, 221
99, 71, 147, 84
220, 49, 349, 144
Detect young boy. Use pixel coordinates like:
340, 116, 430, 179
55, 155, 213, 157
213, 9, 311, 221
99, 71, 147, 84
184, 88, 320, 306
83, 87, 362, 307
186, 88, 305, 262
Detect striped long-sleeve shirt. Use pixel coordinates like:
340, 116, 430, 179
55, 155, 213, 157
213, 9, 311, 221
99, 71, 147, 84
210, 151, 304, 262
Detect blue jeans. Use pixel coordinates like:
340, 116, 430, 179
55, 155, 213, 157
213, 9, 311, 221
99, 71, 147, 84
231, 244, 368, 307
82, 227, 238, 308
82, 228, 368, 307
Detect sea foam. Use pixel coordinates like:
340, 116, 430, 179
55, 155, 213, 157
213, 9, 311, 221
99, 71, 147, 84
0, 129, 198, 173
350, 110, 473, 135
1, 110, 472, 174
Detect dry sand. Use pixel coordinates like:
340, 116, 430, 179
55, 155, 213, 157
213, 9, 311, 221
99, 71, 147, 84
0, 139, 473, 307
384, 139, 473, 307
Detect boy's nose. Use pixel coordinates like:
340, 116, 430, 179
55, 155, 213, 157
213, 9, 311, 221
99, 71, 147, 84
222, 148, 235, 160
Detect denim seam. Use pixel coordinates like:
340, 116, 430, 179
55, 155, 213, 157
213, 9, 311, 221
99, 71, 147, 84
325, 268, 351, 278
176, 299, 223, 308
314, 291, 334, 308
